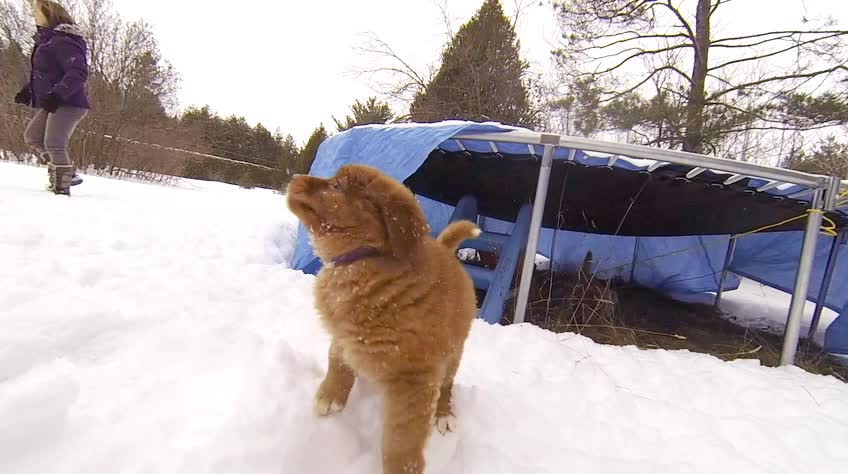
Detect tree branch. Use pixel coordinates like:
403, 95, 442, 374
713, 29, 848, 45
600, 66, 688, 101
587, 45, 655, 62
709, 33, 848, 71
579, 32, 692, 52
709, 0, 733, 17
720, 123, 844, 133
660, 0, 696, 41
431, 0, 454, 43
710, 64, 848, 100
591, 43, 691, 76
705, 100, 781, 124
711, 33, 799, 49
665, 65, 694, 84
355, 33, 429, 92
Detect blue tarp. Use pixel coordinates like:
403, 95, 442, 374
290, 121, 848, 354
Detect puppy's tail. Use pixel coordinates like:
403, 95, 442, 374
437, 220, 480, 251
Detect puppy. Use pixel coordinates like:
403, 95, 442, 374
287, 164, 479, 474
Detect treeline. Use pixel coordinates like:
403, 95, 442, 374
0, 0, 335, 188
178, 106, 300, 189
2, 0, 189, 180
2, 0, 846, 188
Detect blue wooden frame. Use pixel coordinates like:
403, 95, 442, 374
446, 195, 533, 324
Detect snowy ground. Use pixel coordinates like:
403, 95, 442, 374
720, 279, 838, 346
1, 161, 847, 474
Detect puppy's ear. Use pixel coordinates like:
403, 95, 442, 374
369, 175, 429, 258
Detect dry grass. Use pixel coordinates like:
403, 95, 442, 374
496, 267, 848, 382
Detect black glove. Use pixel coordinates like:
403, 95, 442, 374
14, 87, 31, 105
42, 93, 60, 113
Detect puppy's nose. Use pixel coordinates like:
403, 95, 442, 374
287, 174, 323, 194
287, 175, 308, 193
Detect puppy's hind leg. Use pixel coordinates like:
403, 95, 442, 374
435, 352, 461, 434
381, 378, 440, 474
315, 341, 355, 416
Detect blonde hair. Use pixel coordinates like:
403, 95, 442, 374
33, 0, 75, 28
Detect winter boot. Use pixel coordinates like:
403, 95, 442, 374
48, 164, 73, 196
46, 165, 55, 191
69, 163, 83, 186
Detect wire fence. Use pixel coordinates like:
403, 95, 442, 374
0, 111, 281, 172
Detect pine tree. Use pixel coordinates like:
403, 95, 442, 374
787, 136, 848, 179
334, 97, 394, 132
409, 0, 536, 127
296, 124, 328, 175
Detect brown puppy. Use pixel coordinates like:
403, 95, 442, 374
287, 164, 479, 474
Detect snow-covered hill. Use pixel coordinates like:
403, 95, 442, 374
1, 161, 846, 473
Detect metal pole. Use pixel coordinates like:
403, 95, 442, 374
455, 131, 829, 191
513, 139, 557, 324
714, 236, 737, 310
780, 190, 825, 366
807, 230, 845, 340
629, 237, 640, 284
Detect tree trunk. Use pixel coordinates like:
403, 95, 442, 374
683, 0, 711, 154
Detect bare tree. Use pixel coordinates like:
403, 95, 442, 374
0, 0, 35, 51
0, 0, 181, 176
0, 0, 39, 160
554, 0, 848, 154
354, 32, 433, 107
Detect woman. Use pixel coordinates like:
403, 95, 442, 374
14, 0, 89, 195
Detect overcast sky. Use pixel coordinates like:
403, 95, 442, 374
110, 0, 847, 144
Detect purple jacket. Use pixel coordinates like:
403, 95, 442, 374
24, 24, 90, 110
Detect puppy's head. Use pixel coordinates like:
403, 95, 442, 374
286, 164, 429, 263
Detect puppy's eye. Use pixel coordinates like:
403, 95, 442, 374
329, 179, 342, 190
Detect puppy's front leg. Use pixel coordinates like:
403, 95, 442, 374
381, 378, 439, 474
315, 340, 355, 416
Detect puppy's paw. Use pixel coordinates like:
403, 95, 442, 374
435, 414, 457, 435
314, 393, 346, 417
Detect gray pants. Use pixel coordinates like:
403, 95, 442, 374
24, 106, 88, 166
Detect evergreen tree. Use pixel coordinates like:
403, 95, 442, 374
409, 0, 536, 127
297, 124, 329, 174
786, 136, 848, 179
178, 106, 301, 188
334, 97, 394, 132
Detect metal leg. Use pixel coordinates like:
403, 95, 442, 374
808, 230, 845, 340
714, 236, 737, 310
780, 190, 825, 366
629, 237, 640, 284
513, 142, 556, 324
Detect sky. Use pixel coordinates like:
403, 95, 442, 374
109, 0, 559, 143
109, 0, 848, 145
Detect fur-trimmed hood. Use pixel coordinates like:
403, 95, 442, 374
52, 23, 85, 38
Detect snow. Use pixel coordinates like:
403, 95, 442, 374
720, 278, 840, 347
1, 161, 847, 474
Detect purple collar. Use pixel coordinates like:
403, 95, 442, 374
329, 247, 379, 267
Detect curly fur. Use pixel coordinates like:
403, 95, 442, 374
287, 164, 479, 474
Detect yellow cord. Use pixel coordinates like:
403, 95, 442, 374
813, 209, 839, 238
734, 209, 838, 239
